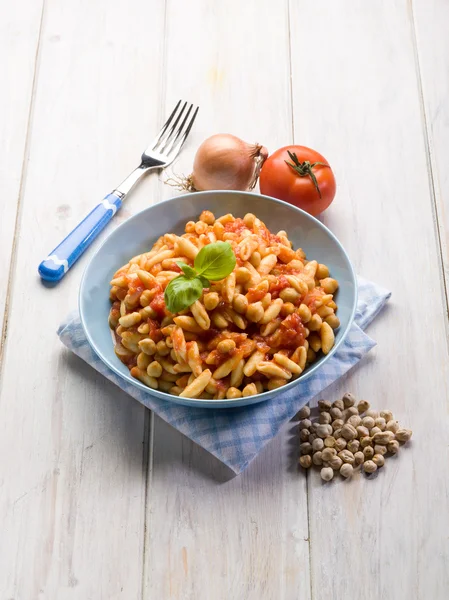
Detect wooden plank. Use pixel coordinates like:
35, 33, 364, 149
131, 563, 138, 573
289, 1, 449, 599
0, 0, 165, 597
412, 0, 449, 307
0, 0, 43, 355
144, 1, 311, 598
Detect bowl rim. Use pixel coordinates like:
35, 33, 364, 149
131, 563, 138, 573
79, 190, 358, 406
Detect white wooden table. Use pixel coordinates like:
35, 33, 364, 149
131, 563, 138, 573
1, 1, 449, 598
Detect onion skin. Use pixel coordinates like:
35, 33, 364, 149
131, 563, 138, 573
191, 134, 268, 191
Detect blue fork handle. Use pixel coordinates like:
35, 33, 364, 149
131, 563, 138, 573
38, 192, 123, 282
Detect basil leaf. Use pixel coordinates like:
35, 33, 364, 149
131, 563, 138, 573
177, 261, 197, 279
198, 275, 210, 288
164, 275, 204, 313
194, 241, 236, 281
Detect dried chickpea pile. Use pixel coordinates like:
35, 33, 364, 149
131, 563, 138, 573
298, 393, 412, 481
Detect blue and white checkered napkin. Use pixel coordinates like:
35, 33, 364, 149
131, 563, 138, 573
58, 277, 390, 474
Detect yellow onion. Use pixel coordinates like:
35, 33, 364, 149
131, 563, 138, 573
171, 134, 268, 192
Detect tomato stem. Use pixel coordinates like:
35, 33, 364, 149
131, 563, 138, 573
285, 151, 329, 199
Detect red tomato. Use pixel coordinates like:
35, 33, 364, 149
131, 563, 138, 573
259, 145, 336, 216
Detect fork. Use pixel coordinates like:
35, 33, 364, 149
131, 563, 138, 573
38, 100, 199, 282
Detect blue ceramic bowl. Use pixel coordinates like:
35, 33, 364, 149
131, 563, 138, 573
79, 191, 357, 408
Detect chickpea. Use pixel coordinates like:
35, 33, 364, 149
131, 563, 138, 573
334, 438, 347, 452
319, 412, 332, 425
204, 291, 220, 311
374, 417, 386, 431
156, 340, 170, 356
185, 220, 196, 233
280, 287, 300, 304
147, 361, 162, 378
298, 405, 310, 419
363, 446, 374, 460
226, 387, 242, 399
316, 263, 330, 279
139, 338, 157, 355
362, 416, 375, 430
307, 313, 323, 332
299, 429, 310, 442
373, 454, 385, 468
320, 277, 339, 294
341, 424, 357, 441
356, 425, 370, 438
372, 431, 395, 445
386, 420, 400, 433
312, 438, 324, 452
195, 220, 208, 235
316, 424, 333, 439
298, 303, 312, 323
320, 467, 334, 482
308, 433, 317, 444
374, 444, 387, 456
233, 294, 249, 314
246, 301, 264, 323
329, 456, 343, 471
363, 460, 377, 474
354, 451, 365, 465
330, 407, 343, 420
321, 448, 337, 461
333, 428, 342, 439
300, 442, 313, 455
313, 451, 323, 466
387, 440, 400, 454
280, 302, 295, 316
338, 450, 355, 465
344, 407, 359, 420
299, 419, 312, 430
137, 352, 151, 371
324, 436, 336, 448
370, 427, 382, 436
360, 436, 372, 448
199, 209, 215, 224
332, 399, 345, 411
325, 314, 340, 329
299, 455, 312, 469
347, 439, 360, 453
243, 212, 256, 227
395, 428, 413, 443
342, 392, 356, 408
380, 410, 394, 422
318, 399, 332, 412
340, 463, 354, 478
332, 419, 344, 431
306, 347, 317, 362
357, 400, 370, 414
347, 415, 362, 428
217, 339, 236, 354
365, 409, 379, 419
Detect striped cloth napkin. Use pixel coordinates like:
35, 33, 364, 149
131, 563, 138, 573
58, 277, 390, 474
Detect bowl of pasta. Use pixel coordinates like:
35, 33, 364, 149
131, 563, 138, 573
79, 191, 357, 407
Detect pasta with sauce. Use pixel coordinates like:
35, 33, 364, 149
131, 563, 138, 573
108, 211, 340, 399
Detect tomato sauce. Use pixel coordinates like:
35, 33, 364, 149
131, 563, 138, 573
303, 288, 325, 314
150, 292, 166, 318
264, 313, 306, 349
246, 287, 266, 303
147, 318, 163, 343
224, 218, 247, 235
269, 275, 289, 298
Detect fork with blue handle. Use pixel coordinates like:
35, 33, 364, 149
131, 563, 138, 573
38, 101, 199, 282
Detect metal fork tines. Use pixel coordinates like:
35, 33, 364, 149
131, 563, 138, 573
142, 100, 199, 166
38, 100, 199, 283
